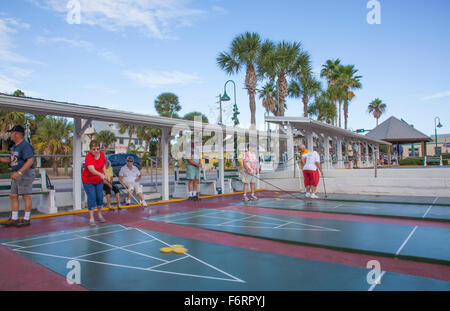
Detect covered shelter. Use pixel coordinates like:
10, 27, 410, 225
365, 116, 432, 162
265, 116, 390, 170
0, 93, 239, 211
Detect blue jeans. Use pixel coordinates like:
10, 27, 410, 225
83, 181, 104, 211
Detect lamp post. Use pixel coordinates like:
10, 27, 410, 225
434, 117, 443, 155
219, 80, 236, 124
220, 80, 237, 165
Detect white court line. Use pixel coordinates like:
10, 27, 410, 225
274, 222, 291, 229
163, 221, 336, 231
75, 239, 157, 259
395, 226, 418, 256
134, 228, 245, 283
368, 271, 386, 291
10, 228, 129, 250
76, 235, 167, 263
148, 255, 189, 269
422, 197, 439, 218
156, 210, 224, 224
14, 249, 158, 273
1, 224, 122, 245
236, 211, 341, 232
217, 215, 255, 226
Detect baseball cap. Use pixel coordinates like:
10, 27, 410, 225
7, 125, 25, 134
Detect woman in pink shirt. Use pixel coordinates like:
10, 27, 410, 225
241, 143, 260, 202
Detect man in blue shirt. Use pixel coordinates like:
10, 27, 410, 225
0, 125, 35, 227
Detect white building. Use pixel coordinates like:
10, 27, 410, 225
82, 120, 146, 155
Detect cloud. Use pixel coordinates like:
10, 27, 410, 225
0, 17, 41, 95
81, 84, 118, 94
124, 70, 201, 88
35, 36, 121, 64
0, 17, 32, 63
420, 90, 450, 101
29, 0, 206, 39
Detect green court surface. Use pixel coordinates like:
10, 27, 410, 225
315, 194, 450, 206
147, 209, 450, 264
242, 197, 450, 221
1, 223, 449, 290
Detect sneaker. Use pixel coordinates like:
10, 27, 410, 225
310, 193, 319, 199
125, 200, 131, 205
243, 195, 250, 202
2, 218, 19, 227
16, 219, 31, 227
250, 194, 258, 201
141, 200, 147, 207
305, 192, 311, 198
98, 216, 106, 223
89, 220, 96, 226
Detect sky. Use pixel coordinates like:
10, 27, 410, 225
1, 0, 449, 137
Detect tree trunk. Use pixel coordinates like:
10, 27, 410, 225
246, 65, 258, 129
302, 94, 308, 118
344, 98, 349, 129
277, 74, 288, 117
338, 101, 342, 128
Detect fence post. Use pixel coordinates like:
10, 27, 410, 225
424, 156, 427, 167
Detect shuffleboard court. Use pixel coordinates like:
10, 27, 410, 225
1, 223, 449, 290
238, 197, 450, 221
147, 209, 450, 264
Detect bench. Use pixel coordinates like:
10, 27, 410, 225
216, 168, 243, 193
0, 169, 57, 214
424, 156, 443, 167
173, 166, 217, 198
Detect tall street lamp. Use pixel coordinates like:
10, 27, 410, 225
219, 80, 236, 124
220, 80, 237, 164
434, 117, 443, 155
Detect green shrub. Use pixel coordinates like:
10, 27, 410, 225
0, 150, 10, 174
399, 157, 423, 166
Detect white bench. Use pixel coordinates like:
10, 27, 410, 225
172, 167, 217, 198
0, 169, 57, 214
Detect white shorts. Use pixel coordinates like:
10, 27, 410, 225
241, 171, 256, 185
124, 181, 142, 194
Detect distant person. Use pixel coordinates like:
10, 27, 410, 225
347, 141, 354, 169
301, 147, 323, 199
352, 141, 360, 168
0, 125, 35, 227
82, 140, 108, 226
241, 143, 260, 202
297, 144, 310, 193
185, 141, 202, 201
119, 156, 147, 208
103, 160, 122, 210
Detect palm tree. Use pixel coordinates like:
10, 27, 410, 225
258, 82, 277, 116
258, 40, 303, 117
308, 94, 337, 125
336, 65, 362, 129
289, 59, 322, 118
367, 98, 387, 126
33, 117, 73, 176
94, 130, 117, 153
183, 111, 209, 124
154, 92, 181, 118
136, 126, 160, 158
118, 124, 137, 152
217, 32, 261, 128
320, 58, 341, 86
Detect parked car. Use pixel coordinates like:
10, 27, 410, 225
107, 153, 142, 176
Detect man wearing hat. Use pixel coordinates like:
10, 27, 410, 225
0, 125, 35, 227
185, 141, 202, 201
118, 156, 147, 208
